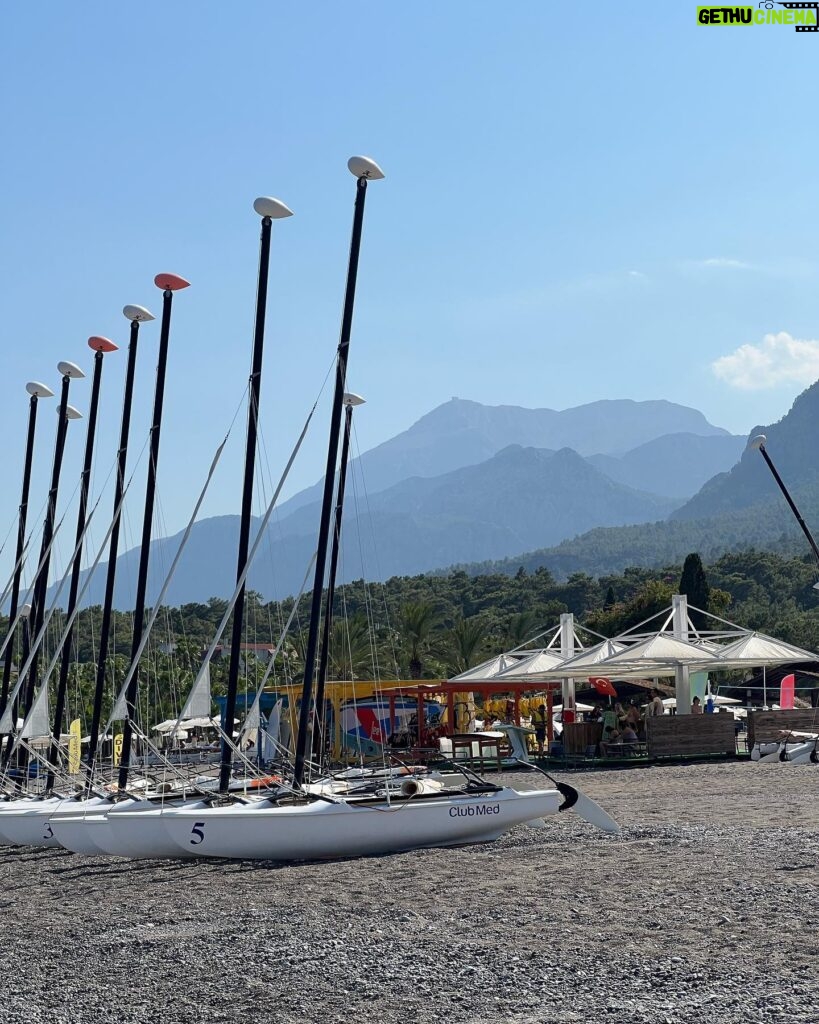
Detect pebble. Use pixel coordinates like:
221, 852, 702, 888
0, 762, 817, 1023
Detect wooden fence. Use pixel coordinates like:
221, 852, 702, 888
562, 722, 603, 754
645, 714, 735, 757
747, 709, 819, 748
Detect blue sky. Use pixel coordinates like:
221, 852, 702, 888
1, 2, 818, 565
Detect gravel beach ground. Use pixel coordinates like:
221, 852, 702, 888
1, 761, 817, 1024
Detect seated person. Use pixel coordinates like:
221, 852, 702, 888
620, 722, 639, 753
602, 727, 622, 755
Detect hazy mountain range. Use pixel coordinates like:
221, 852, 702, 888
60, 396, 755, 607
451, 381, 819, 581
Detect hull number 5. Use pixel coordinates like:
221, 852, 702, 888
190, 822, 205, 845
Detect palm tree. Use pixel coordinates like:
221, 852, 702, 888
446, 615, 487, 676
401, 602, 440, 679
504, 610, 538, 649
328, 613, 374, 680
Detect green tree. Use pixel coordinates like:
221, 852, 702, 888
445, 616, 488, 676
328, 613, 374, 680
400, 602, 440, 679
680, 552, 710, 630
504, 610, 539, 649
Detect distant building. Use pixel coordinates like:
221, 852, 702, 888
213, 641, 276, 665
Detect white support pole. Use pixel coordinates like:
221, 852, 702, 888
560, 612, 576, 712
672, 594, 691, 715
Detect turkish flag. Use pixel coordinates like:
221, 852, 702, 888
780, 673, 795, 710
589, 677, 617, 698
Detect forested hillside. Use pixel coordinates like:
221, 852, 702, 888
25, 549, 819, 728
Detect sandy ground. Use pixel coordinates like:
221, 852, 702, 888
0, 761, 817, 1024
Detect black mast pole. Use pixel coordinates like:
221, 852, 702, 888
45, 337, 117, 792
0, 382, 54, 718
218, 195, 293, 795
85, 306, 154, 775
19, 363, 85, 728
314, 394, 363, 762
293, 157, 384, 790
118, 274, 189, 791
751, 434, 819, 567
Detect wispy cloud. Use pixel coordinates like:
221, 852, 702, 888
712, 331, 819, 390
700, 257, 752, 269
627, 269, 646, 279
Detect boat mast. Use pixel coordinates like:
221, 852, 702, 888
218, 196, 293, 794
44, 337, 117, 791
117, 274, 189, 791
0, 382, 54, 719
750, 434, 819, 568
293, 157, 384, 789
85, 305, 154, 775
313, 392, 365, 763
18, 363, 85, 744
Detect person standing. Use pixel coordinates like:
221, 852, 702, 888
647, 689, 665, 717
530, 702, 548, 756
602, 705, 619, 741
691, 695, 703, 714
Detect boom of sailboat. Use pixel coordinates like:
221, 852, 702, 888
0, 156, 619, 862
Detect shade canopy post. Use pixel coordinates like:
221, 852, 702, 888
672, 593, 692, 714
560, 613, 576, 712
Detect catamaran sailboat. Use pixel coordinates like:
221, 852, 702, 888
8, 157, 621, 863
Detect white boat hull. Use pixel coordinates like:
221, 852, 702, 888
752, 741, 818, 764
100, 799, 209, 859
0, 797, 65, 848
49, 801, 115, 855
160, 787, 563, 861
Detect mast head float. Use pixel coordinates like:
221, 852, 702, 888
343, 392, 366, 407
26, 381, 54, 398
154, 273, 191, 291
57, 361, 85, 379
65, 405, 83, 420
88, 336, 119, 353
123, 304, 156, 322
750, 434, 767, 451
253, 197, 294, 219
347, 156, 385, 180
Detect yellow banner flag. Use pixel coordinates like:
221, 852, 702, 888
68, 719, 82, 775
113, 733, 123, 767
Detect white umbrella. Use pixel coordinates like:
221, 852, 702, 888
182, 715, 222, 729
553, 701, 596, 712
662, 694, 740, 708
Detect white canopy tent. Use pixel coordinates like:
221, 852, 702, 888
496, 649, 566, 679
455, 597, 819, 716
450, 652, 530, 682
707, 633, 817, 669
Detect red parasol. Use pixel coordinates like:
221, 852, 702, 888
589, 677, 617, 698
